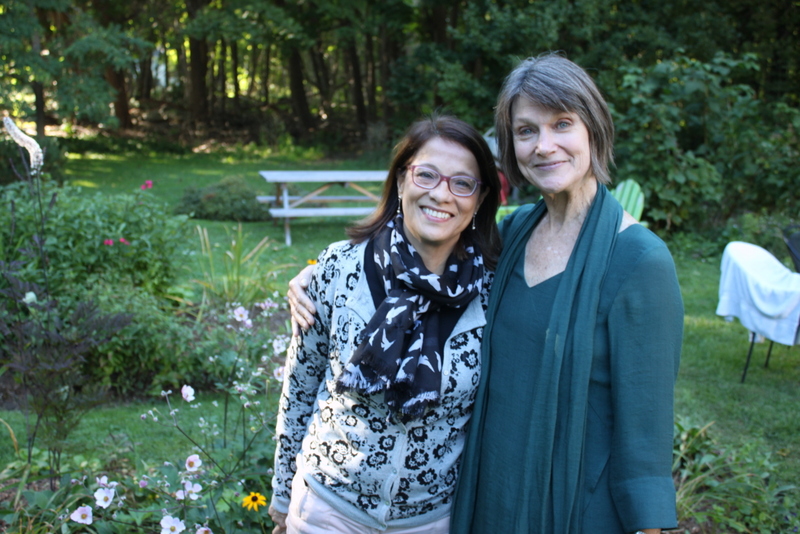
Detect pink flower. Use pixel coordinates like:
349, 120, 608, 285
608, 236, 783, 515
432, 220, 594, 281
181, 385, 195, 402
141, 180, 153, 190
70, 505, 93, 525
185, 454, 202, 472
119, 238, 130, 245
103, 239, 114, 246
94, 487, 115, 509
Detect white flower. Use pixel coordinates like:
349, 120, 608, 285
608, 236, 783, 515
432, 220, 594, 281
94, 487, 115, 509
196, 527, 213, 534
22, 291, 37, 304
160, 515, 186, 534
181, 385, 195, 402
272, 335, 289, 356
232, 306, 249, 322
70, 505, 93, 525
272, 366, 285, 382
185, 454, 202, 472
95, 475, 118, 488
176, 480, 202, 501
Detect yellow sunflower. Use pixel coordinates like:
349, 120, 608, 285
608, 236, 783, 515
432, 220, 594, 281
242, 491, 267, 512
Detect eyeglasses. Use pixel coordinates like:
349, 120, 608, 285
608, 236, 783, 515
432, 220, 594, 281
407, 165, 482, 197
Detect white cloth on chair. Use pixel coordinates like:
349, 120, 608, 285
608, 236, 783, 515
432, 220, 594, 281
716, 241, 800, 346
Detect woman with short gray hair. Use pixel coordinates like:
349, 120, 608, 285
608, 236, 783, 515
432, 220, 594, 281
451, 53, 683, 534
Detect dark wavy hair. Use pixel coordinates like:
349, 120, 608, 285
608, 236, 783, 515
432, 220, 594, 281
495, 53, 615, 188
348, 114, 502, 270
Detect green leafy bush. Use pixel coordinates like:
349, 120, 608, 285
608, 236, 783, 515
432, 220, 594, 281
722, 211, 799, 267
673, 416, 800, 533
73, 282, 196, 396
0, 180, 190, 296
611, 52, 800, 232
174, 176, 271, 222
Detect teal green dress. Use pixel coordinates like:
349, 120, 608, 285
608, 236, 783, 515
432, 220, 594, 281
451, 185, 684, 533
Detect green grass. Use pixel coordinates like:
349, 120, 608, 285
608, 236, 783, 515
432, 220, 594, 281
2, 143, 799, 493
64, 143, 388, 290
0, 390, 281, 477
672, 252, 800, 486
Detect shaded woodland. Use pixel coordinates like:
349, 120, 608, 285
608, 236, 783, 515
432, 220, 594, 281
1, 0, 799, 230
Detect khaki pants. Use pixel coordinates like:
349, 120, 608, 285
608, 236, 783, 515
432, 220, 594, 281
286, 473, 450, 534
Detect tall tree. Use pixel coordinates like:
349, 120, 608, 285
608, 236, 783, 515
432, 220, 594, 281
186, 0, 211, 124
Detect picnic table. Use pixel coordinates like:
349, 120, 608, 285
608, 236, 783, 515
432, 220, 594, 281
258, 170, 386, 245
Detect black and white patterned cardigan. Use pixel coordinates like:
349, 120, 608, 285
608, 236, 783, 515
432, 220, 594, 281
270, 239, 492, 530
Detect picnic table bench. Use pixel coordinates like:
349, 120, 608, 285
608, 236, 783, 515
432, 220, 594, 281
258, 170, 386, 245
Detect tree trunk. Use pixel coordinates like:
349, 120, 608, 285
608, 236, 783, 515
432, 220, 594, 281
231, 39, 240, 108
365, 32, 377, 122
105, 67, 133, 128
247, 44, 260, 98
309, 41, 331, 113
187, 0, 211, 124
379, 27, 399, 124
261, 43, 271, 105
220, 40, 227, 115
188, 37, 209, 123
163, 44, 170, 92
32, 82, 46, 139
31, 31, 46, 138
138, 56, 154, 101
287, 47, 316, 134
346, 39, 367, 134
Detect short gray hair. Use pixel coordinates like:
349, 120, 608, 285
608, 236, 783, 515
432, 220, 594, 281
495, 53, 615, 187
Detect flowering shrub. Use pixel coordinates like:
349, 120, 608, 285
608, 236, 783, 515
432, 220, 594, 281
0, 301, 289, 533
0, 179, 190, 296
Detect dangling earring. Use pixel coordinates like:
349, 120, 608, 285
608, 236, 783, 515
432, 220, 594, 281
397, 195, 402, 214
472, 213, 477, 230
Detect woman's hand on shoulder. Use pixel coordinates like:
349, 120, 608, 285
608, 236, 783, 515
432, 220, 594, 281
288, 264, 317, 335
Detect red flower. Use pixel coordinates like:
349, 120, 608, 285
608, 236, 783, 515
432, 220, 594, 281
119, 238, 130, 245
103, 239, 114, 246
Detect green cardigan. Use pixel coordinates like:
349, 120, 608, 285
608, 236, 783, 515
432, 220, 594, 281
451, 185, 684, 533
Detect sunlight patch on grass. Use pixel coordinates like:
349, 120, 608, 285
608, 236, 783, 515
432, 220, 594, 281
71, 179, 99, 188
67, 152, 126, 161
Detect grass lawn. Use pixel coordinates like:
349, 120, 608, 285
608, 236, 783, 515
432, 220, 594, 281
674, 254, 800, 483
2, 144, 799, 497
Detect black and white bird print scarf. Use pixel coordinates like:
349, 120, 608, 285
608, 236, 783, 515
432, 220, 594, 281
336, 215, 485, 420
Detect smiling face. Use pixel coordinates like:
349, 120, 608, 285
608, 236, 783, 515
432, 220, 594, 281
511, 98, 595, 198
398, 136, 484, 272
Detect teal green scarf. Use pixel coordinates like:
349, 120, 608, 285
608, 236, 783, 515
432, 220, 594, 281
452, 184, 622, 533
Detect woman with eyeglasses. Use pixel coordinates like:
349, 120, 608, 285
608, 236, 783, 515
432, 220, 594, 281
268, 115, 502, 534
285, 54, 683, 534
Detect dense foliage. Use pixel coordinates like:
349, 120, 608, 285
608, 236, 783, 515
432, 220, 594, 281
2, 0, 798, 231
0, 181, 189, 295
175, 176, 271, 222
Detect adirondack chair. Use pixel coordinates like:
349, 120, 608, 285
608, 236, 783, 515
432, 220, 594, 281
611, 179, 645, 222
496, 205, 518, 222
496, 179, 647, 224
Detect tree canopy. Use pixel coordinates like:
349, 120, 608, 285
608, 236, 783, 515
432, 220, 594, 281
1, 0, 799, 229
